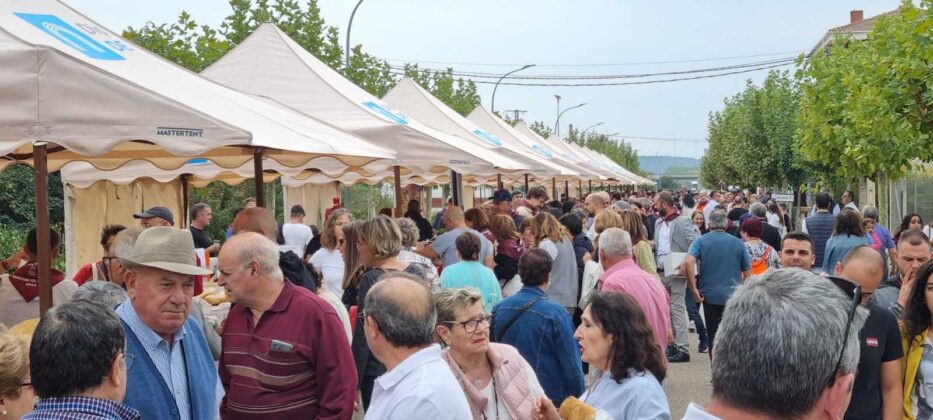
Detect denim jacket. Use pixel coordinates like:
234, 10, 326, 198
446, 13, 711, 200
490, 286, 584, 404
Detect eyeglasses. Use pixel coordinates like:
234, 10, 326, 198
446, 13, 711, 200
20, 382, 32, 389
826, 276, 861, 387
444, 314, 492, 334
122, 349, 135, 370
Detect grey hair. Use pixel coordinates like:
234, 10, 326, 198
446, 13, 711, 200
72, 281, 128, 308
708, 209, 728, 229
749, 202, 767, 218
612, 200, 631, 211
598, 227, 633, 258
189, 203, 210, 223
434, 288, 482, 325
239, 234, 284, 281
587, 192, 607, 206
366, 274, 436, 348
114, 226, 145, 270
861, 205, 879, 220
712, 269, 867, 417
637, 198, 653, 210
395, 218, 420, 248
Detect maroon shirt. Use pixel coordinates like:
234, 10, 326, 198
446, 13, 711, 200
219, 281, 357, 419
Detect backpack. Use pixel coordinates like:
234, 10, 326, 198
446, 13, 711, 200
751, 247, 771, 275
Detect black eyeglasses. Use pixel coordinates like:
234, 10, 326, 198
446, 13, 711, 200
444, 314, 491, 334
826, 276, 861, 387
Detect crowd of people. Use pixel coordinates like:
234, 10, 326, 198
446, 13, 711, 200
0, 186, 931, 419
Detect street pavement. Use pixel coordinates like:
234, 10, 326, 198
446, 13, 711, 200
664, 332, 713, 419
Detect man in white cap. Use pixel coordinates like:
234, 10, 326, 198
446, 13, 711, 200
116, 227, 221, 420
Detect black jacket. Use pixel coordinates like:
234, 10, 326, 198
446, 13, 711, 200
279, 250, 318, 293
406, 211, 435, 242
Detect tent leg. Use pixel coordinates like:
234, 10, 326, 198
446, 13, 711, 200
578, 180, 583, 199
34, 143, 52, 316
589, 180, 593, 195
524, 174, 529, 193
451, 170, 461, 207
253, 148, 265, 208
394, 165, 403, 217
181, 174, 190, 229
564, 181, 569, 199
497, 174, 503, 190
552, 178, 557, 199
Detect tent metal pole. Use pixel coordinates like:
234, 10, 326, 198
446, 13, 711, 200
181, 174, 189, 229
253, 148, 265, 207
524, 174, 529, 193
34, 142, 52, 316
564, 180, 569, 199
497, 174, 503, 190
393, 165, 403, 217
589, 180, 593, 195
578, 180, 583, 199
450, 170, 461, 207
552, 178, 557, 199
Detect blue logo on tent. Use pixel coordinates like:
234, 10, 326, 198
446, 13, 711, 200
186, 159, 209, 165
531, 144, 554, 158
471, 130, 503, 147
15, 13, 125, 61
561, 152, 578, 162
362, 101, 408, 125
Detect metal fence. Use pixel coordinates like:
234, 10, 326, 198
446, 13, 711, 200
889, 172, 933, 231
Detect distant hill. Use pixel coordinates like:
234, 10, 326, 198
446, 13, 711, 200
638, 155, 700, 176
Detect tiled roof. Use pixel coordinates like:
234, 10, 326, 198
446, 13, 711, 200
829, 10, 898, 34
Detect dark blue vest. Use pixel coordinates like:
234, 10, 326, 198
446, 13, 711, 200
121, 317, 218, 420
806, 211, 836, 268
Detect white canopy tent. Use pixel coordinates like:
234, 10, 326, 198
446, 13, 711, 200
201, 23, 529, 209
382, 79, 579, 185
0, 0, 398, 310
467, 106, 604, 193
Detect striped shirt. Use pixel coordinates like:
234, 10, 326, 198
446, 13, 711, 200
219, 281, 357, 419
22, 396, 140, 420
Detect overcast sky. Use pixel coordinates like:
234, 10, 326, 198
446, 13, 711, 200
63, 0, 901, 158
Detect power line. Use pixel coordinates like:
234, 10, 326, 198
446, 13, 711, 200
609, 135, 707, 142
390, 57, 798, 80
389, 61, 793, 87
380, 49, 807, 68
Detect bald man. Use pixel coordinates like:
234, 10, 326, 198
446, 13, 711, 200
416, 206, 494, 269
232, 207, 317, 293
362, 273, 471, 419
217, 233, 356, 419
835, 246, 903, 420
584, 192, 609, 241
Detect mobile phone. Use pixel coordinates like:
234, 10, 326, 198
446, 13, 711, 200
270, 339, 294, 352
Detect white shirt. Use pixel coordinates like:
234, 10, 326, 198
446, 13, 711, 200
682, 403, 721, 420
703, 199, 719, 223
366, 344, 471, 420
318, 289, 352, 343
656, 219, 672, 268
310, 247, 345, 297
0, 274, 77, 327
481, 380, 511, 420
281, 222, 313, 256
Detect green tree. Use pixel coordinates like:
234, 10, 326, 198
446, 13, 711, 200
566, 128, 644, 177
796, 2, 933, 181
527, 121, 553, 138
401, 65, 482, 116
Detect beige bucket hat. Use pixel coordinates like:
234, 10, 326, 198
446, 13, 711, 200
124, 227, 212, 276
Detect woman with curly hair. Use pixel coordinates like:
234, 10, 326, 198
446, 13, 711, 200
530, 212, 578, 313
532, 291, 670, 419
894, 213, 924, 244
310, 209, 353, 297
899, 260, 933, 417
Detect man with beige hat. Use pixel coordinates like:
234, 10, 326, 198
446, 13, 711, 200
116, 227, 222, 420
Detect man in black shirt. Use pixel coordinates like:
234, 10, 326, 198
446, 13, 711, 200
837, 246, 903, 420
748, 203, 782, 251
727, 197, 748, 223
189, 203, 219, 254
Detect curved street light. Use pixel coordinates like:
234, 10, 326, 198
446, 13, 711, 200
555, 102, 587, 139
491, 64, 535, 114
581, 122, 604, 137
345, 0, 365, 70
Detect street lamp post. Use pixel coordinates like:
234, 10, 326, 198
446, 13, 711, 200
491, 64, 534, 114
345, 0, 365, 70
581, 122, 604, 138
555, 102, 587, 139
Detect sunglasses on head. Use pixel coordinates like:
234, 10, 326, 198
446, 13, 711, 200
826, 276, 861, 387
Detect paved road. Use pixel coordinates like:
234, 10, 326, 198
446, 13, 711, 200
664, 333, 713, 419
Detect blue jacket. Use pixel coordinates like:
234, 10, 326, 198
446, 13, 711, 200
490, 286, 584, 403
121, 317, 218, 420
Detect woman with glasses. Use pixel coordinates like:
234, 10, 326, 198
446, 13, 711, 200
0, 326, 33, 420
72, 225, 126, 285
436, 288, 545, 420
532, 291, 670, 419
900, 260, 933, 418
310, 209, 353, 298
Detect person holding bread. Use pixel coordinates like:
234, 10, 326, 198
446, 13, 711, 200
532, 291, 671, 420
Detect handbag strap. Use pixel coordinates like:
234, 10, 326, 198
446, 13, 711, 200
495, 296, 545, 342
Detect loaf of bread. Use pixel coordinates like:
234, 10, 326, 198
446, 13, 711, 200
559, 396, 597, 420
200, 288, 229, 305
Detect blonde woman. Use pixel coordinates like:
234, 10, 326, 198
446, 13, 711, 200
619, 210, 659, 279
436, 288, 545, 420
0, 327, 33, 420
530, 212, 578, 313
